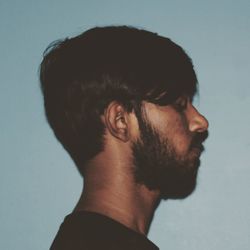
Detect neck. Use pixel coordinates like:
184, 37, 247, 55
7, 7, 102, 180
73, 159, 160, 235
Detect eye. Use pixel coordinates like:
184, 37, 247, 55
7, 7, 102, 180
173, 96, 188, 112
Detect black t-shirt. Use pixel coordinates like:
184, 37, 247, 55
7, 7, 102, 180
50, 211, 159, 250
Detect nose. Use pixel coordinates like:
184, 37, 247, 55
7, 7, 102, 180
188, 106, 209, 133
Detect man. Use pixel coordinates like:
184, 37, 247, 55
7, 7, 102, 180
40, 26, 209, 250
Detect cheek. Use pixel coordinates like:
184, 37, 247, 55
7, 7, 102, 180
153, 116, 191, 154
167, 115, 192, 154
144, 103, 192, 153
173, 131, 191, 154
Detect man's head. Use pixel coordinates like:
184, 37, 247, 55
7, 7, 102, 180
40, 26, 208, 199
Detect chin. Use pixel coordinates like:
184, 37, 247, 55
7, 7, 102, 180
160, 178, 198, 200
160, 163, 199, 200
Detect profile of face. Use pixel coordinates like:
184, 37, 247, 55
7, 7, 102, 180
132, 95, 209, 199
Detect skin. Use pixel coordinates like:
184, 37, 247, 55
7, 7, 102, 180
74, 97, 209, 235
144, 97, 208, 169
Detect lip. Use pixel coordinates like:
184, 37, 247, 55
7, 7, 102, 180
191, 144, 204, 155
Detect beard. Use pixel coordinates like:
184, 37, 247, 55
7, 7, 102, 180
132, 111, 207, 200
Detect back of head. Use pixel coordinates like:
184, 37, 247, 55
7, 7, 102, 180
40, 26, 197, 174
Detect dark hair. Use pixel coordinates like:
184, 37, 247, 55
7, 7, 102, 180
39, 26, 197, 174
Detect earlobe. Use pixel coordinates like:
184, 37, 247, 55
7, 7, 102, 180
104, 102, 130, 142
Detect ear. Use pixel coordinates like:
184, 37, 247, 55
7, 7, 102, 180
104, 101, 130, 142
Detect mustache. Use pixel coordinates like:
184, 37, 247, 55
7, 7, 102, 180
191, 131, 209, 149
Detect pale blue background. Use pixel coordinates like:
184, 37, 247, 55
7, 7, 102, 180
1, 0, 250, 249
